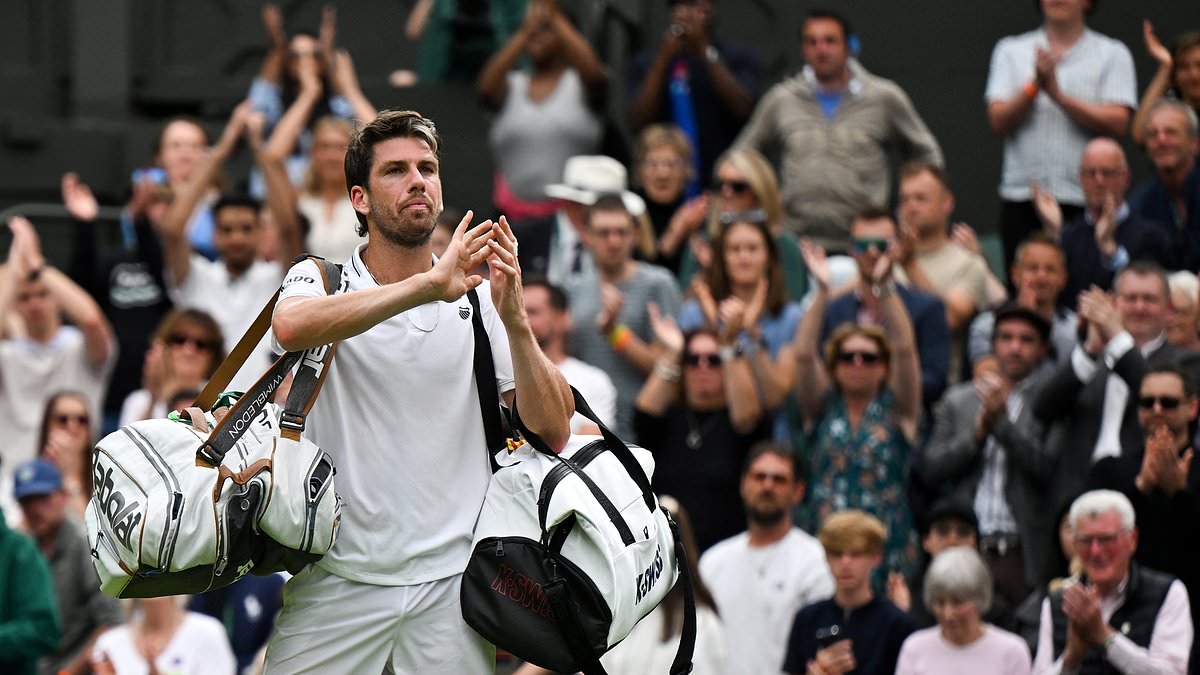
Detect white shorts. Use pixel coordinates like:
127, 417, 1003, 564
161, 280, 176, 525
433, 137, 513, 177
263, 566, 495, 674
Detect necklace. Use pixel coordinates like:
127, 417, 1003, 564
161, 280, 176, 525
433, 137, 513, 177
684, 409, 722, 450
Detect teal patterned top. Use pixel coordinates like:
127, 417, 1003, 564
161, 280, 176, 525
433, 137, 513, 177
803, 389, 920, 588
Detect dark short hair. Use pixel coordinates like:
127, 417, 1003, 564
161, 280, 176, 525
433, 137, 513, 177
992, 303, 1051, 345
850, 205, 896, 235
742, 441, 803, 483
585, 193, 633, 228
344, 110, 441, 236
1115, 260, 1170, 300
803, 8, 851, 42
1014, 231, 1064, 266
899, 160, 952, 192
523, 275, 569, 312
1143, 363, 1198, 398
212, 194, 261, 221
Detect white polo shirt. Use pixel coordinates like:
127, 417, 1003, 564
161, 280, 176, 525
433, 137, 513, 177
272, 245, 515, 586
170, 254, 283, 392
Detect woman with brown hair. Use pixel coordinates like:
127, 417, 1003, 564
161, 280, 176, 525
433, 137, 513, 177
35, 391, 94, 519
118, 309, 225, 426
678, 211, 802, 440
792, 238, 923, 587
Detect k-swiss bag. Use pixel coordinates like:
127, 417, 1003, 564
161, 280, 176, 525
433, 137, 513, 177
85, 256, 344, 598
461, 387, 697, 675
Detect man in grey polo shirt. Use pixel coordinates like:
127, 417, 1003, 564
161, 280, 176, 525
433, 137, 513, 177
14, 459, 121, 675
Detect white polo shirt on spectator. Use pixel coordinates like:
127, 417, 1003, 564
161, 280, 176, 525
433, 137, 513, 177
92, 611, 235, 675
169, 254, 282, 392
700, 528, 836, 675
0, 326, 114, 518
271, 246, 515, 586
985, 28, 1137, 206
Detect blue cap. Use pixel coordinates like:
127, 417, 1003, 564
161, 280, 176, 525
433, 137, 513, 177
13, 459, 63, 500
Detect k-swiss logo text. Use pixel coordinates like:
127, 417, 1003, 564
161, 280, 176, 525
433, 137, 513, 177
93, 460, 143, 550
635, 545, 664, 603
490, 563, 557, 623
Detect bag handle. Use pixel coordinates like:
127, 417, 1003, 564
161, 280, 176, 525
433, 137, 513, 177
194, 256, 342, 466
515, 387, 656, 513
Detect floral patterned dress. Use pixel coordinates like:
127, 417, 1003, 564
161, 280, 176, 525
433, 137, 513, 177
803, 389, 920, 586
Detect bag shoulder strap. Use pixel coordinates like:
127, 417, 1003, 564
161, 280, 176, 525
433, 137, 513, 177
468, 288, 505, 472
666, 511, 697, 675
515, 387, 656, 512
195, 256, 342, 466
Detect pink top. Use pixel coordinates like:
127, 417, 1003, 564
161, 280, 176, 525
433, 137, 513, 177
896, 625, 1032, 675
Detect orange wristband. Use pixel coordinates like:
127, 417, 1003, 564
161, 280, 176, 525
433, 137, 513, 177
1023, 81, 1038, 99
609, 325, 634, 352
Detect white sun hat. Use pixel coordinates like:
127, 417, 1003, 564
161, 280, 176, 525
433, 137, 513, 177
544, 155, 646, 216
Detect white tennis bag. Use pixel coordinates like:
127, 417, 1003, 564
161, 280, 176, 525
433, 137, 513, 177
85, 257, 344, 598
461, 389, 696, 675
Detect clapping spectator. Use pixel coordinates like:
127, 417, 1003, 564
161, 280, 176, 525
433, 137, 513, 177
675, 147, 808, 300
260, 38, 373, 262
147, 117, 221, 259
1032, 138, 1176, 307
156, 103, 299, 392
63, 171, 173, 434
35, 391, 95, 520
478, 0, 607, 221
793, 233, 923, 584
247, 5, 374, 192
633, 124, 699, 274
985, 0, 1136, 272
679, 211, 801, 440
1132, 22, 1200, 146
628, 0, 760, 184
634, 313, 769, 552
0, 217, 114, 519
895, 547, 1032, 675
119, 309, 225, 426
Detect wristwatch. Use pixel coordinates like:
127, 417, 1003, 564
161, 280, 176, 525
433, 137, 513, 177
718, 344, 737, 363
870, 281, 896, 298
705, 45, 720, 65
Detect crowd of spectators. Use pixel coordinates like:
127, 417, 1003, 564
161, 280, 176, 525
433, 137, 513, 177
2, 0, 1199, 673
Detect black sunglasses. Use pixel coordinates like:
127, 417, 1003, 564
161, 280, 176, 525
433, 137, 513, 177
1138, 395, 1182, 410
683, 353, 722, 368
715, 179, 751, 195
836, 350, 882, 365
53, 414, 89, 426
166, 334, 216, 351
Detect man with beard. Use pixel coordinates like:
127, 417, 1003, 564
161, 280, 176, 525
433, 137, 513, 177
263, 110, 573, 673
522, 276, 617, 433
925, 304, 1056, 607
700, 442, 834, 675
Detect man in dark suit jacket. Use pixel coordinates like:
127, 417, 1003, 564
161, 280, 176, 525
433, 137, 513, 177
1054, 139, 1177, 307
1087, 363, 1200, 672
1033, 262, 1197, 517
924, 305, 1055, 606
821, 208, 950, 409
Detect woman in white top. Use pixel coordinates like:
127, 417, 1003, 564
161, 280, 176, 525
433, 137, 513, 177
477, 0, 607, 221
896, 547, 1032, 675
92, 596, 236, 675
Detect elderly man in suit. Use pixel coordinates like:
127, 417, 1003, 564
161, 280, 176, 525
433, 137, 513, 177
925, 304, 1055, 609
1033, 261, 1198, 523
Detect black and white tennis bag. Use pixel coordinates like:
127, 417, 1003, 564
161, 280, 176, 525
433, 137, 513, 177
85, 257, 344, 598
461, 389, 696, 675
